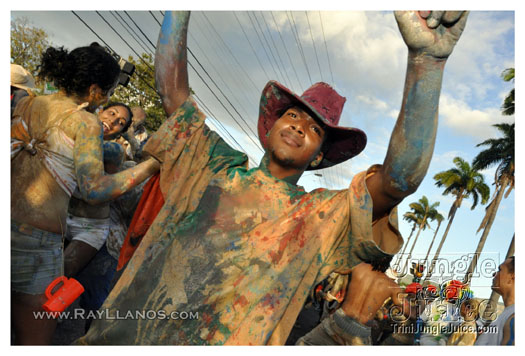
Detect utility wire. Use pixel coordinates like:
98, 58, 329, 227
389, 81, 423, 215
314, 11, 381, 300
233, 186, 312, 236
260, 12, 292, 87
270, 11, 303, 92
124, 11, 158, 53
251, 11, 286, 85
246, 12, 280, 82
71, 11, 159, 95
110, 11, 153, 56
287, 11, 312, 85
95, 11, 156, 74
149, 11, 262, 154
233, 12, 270, 80
189, 30, 254, 123
192, 13, 256, 120
305, 11, 324, 82
201, 12, 260, 92
319, 11, 334, 84
71, 11, 111, 48
187, 54, 264, 153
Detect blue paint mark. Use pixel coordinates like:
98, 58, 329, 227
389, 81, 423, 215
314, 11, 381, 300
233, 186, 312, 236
159, 11, 174, 45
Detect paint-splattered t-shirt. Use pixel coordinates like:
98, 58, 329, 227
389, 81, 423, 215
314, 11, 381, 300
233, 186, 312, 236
77, 97, 403, 345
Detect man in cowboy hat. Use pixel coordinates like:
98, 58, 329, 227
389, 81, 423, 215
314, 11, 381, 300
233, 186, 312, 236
11, 63, 36, 115
77, 10, 468, 345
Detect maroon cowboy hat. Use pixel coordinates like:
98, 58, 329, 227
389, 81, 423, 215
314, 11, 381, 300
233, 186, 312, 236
258, 80, 367, 170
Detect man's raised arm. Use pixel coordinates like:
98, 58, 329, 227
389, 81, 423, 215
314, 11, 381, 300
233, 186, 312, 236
367, 11, 469, 221
155, 11, 191, 117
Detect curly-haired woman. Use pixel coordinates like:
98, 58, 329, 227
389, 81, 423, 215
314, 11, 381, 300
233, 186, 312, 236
11, 43, 159, 344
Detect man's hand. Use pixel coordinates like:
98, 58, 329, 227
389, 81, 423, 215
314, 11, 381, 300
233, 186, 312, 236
340, 263, 402, 324
394, 11, 469, 59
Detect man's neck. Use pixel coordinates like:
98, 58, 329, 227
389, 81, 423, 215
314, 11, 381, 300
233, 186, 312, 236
259, 153, 303, 185
502, 291, 514, 308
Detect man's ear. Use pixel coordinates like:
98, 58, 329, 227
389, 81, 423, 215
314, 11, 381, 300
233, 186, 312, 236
310, 152, 324, 168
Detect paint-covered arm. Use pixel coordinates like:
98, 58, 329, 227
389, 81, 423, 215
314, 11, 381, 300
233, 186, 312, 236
74, 115, 160, 205
155, 11, 190, 117
366, 11, 468, 221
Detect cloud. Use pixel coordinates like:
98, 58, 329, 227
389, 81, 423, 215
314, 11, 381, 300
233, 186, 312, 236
439, 94, 514, 141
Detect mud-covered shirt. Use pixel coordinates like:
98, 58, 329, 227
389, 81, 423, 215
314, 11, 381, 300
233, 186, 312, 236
77, 97, 403, 345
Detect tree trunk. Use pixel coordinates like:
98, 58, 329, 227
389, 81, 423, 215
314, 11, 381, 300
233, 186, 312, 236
424, 206, 458, 281
482, 233, 514, 322
422, 220, 442, 266
394, 224, 416, 267
463, 177, 508, 285
402, 216, 427, 273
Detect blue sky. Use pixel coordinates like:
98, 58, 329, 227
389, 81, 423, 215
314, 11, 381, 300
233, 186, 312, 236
9, 5, 516, 299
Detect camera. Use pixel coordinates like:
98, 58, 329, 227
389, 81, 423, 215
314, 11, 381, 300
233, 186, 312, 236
117, 57, 135, 87
91, 42, 135, 87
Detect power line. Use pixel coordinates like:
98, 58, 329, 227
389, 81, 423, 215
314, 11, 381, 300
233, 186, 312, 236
71, 11, 159, 96
260, 12, 293, 87
124, 11, 157, 53
287, 11, 312, 85
71, 11, 110, 48
305, 11, 324, 83
201, 12, 260, 93
188, 30, 253, 122
270, 11, 303, 92
233, 12, 270, 80
319, 11, 335, 85
187, 53, 264, 153
95, 11, 156, 74
110, 11, 153, 56
246, 12, 280, 82
251, 11, 286, 85
148, 11, 263, 154
192, 13, 257, 119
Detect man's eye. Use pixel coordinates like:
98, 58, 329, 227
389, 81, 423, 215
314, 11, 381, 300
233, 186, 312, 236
288, 112, 297, 118
313, 126, 321, 135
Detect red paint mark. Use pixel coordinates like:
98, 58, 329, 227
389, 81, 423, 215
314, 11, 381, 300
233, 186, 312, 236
261, 293, 280, 310
233, 275, 244, 288
233, 295, 249, 308
255, 231, 261, 236
202, 312, 212, 325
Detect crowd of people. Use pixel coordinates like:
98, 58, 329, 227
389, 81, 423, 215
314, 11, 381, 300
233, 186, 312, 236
10, 10, 514, 346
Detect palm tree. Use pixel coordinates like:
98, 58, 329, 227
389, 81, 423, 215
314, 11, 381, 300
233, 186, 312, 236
424, 157, 490, 281
393, 210, 424, 268
501, 68, 514, 116
464, 123, 514, 284
402, 196, 440, 273
421, 212, 444, 266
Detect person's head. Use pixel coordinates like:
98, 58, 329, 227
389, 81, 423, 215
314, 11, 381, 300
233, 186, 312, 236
38, 43, 120, 112
98, 102, 133, 140
11, 64, 35, 94
258, 81, 367, 178
131, 107, 147, 130
460, 298, 480, 321
491, 256, 515, 296
267, 105, 327, 174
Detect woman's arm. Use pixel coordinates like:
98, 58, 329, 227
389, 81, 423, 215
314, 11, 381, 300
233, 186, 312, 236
74, 115, 159, 205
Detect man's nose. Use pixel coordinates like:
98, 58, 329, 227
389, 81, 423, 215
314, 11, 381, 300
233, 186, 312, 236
290, 122, 305, 136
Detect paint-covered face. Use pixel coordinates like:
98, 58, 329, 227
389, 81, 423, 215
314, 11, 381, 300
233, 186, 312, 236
267, 107, 325, 172
99, 105, 131, 140
491, 258, 514, 292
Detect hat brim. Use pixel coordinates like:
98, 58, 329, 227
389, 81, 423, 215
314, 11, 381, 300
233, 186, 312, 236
258, 81, 367, 170
11, 83, 35, 93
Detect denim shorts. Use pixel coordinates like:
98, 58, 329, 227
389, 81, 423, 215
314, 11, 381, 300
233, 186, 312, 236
11, 220, 63, 295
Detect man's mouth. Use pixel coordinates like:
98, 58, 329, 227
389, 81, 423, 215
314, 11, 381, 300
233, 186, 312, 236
281, 131, 301, 147
103, 122, 110, 133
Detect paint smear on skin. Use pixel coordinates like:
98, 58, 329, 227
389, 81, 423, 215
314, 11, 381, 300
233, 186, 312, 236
159, 12, 173, 45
